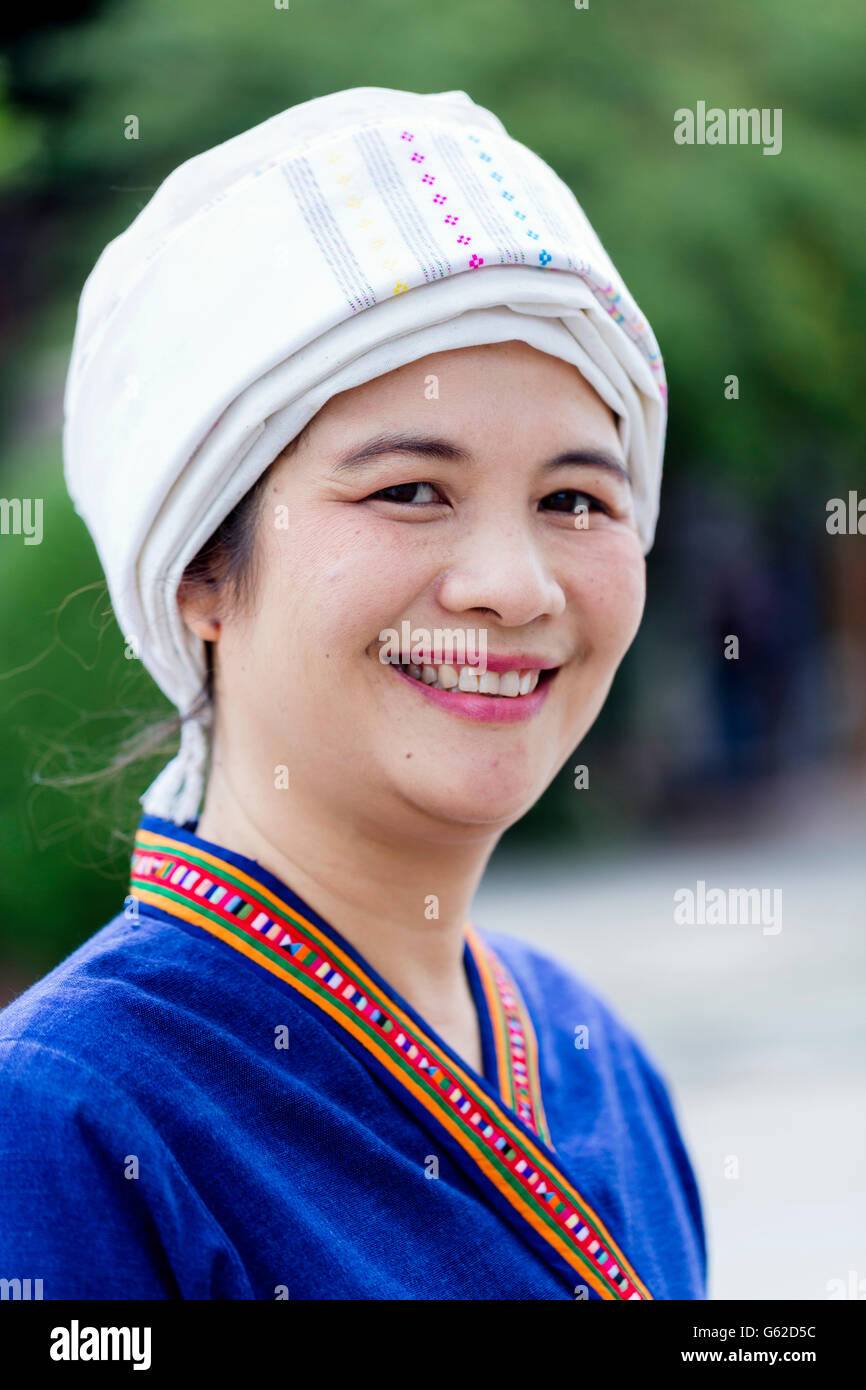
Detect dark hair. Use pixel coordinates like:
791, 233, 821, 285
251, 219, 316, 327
177, 460, 274, 705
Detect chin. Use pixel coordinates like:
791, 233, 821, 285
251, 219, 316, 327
397, 758, 546, 832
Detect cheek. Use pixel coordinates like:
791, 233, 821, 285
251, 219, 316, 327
257, 507, 428, 661
570, 537, 646, 663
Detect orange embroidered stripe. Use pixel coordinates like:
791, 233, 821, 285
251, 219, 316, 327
466, 925, 551, 1147
132, 827, 652, 1300
470, 926, 515, 1106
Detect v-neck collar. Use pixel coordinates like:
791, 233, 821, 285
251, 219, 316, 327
130, 815, 551, 1145
127, 814, 652, 1301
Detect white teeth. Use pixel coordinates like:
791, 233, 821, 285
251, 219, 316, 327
397, 660, 546, 696
437, 664, 459, 689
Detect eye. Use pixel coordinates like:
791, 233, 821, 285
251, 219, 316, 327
367, 481, 446, 505
539, 489, 608, 516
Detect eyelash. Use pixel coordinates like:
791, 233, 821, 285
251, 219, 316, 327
369, 481, 445, 506
367, 481, 609, 515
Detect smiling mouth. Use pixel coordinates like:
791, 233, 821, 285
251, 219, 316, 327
391, 661, 555, 697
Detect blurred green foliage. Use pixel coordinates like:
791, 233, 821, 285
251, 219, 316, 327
1, 0, 864, 970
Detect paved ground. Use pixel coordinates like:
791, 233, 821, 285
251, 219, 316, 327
473, 771, 866, 1301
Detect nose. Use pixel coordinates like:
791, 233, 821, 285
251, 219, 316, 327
435, 517, 567, 626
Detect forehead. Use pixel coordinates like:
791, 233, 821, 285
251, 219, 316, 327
302, 341, 620, 442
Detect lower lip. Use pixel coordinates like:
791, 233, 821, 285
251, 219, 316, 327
389, 665, 556, 723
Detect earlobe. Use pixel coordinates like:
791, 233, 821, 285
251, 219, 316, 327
177, 585, 222, 643
185, 613, 222, 643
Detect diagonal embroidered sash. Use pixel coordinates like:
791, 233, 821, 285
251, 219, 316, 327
130, 823, 651, 1301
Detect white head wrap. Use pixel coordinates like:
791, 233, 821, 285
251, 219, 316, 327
63, 86, 667, 825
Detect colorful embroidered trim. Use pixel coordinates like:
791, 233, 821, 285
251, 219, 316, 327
466, 925, 551, 1147
130, 826, 651, 1301
462, 129, 667, 400
230, 119, 664, 403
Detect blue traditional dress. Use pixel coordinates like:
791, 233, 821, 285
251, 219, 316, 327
0, 816, 706, 1300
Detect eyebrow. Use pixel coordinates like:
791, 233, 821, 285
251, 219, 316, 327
332, 432, 631, 485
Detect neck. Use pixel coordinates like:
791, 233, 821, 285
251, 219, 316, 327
193, 767, 501, 1044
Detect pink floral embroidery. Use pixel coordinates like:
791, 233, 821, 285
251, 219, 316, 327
399, 135, 475, 262
469, 254, 484, 269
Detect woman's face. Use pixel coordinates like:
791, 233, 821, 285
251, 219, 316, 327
189, 341, 646, 842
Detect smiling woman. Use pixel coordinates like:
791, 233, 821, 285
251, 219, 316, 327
0, 87, 705, 1301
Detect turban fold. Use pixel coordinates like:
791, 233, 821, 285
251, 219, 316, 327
63, 86, 667, 824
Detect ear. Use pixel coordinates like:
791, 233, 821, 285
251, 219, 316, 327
177, 579, 222, 643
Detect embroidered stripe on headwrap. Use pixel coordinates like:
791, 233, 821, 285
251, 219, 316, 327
62, 87, 667, 825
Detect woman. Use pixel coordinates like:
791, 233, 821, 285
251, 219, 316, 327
0, 87, 705, 1300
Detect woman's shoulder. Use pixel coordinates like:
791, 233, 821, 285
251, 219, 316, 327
2, 908, 183, 1045
0, 905, 264, 1098
0, 900, 334, 1116
477, 925, 681, 1107
0, 910, 258, 1299
480, 925, 707, 1286
480, 926, 648, 1041
0, 911, 178, 1105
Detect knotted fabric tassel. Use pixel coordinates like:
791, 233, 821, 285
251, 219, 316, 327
139, 710, 211, 825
